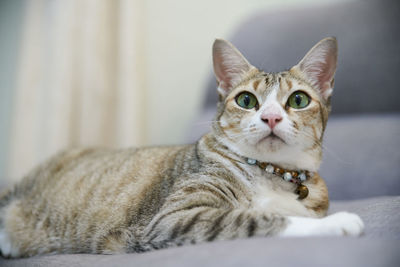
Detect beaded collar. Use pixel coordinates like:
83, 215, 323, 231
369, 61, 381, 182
246, 158, 311, 200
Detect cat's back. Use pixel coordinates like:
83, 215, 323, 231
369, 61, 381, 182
0, 145, 189, 255
12, 145, 186, 203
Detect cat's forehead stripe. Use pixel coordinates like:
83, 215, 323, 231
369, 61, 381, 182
278, 76, 292, 92
264, 73, 276, 88
265, 76, 269, 85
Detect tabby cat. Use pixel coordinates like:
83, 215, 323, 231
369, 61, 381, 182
0, 37, 364, 258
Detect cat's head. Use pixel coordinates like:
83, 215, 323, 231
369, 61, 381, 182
211, 37, 337, 172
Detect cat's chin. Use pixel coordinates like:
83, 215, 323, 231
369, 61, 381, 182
253, 132, 289, 153
258, 134, 286, 146
255, 146, 322, 172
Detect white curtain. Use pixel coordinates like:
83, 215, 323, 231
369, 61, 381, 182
7, 0, 147, 182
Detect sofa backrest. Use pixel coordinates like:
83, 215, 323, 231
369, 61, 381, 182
203, 0, 400, 115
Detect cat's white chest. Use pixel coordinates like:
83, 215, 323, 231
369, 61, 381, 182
250, 175, 314, 217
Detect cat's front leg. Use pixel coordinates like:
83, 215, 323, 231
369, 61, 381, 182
280, 212, 364, 237
138, 206, 288, 251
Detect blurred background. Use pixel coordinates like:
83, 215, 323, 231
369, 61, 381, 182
1, 0, 399, 200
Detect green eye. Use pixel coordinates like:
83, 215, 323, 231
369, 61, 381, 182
287, 91, 310, 109
235, 92, 258, 109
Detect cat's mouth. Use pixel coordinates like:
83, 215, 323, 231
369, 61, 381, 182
258, 132, 287, 144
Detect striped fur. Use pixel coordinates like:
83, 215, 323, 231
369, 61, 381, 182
0, 38, 340, 258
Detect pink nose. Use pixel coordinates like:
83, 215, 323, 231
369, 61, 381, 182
261, 114, 283, 129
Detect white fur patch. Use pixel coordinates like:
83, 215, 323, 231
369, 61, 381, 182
0, 228, 19, 258
251, 176, 315, 218
280, 212, 364, 237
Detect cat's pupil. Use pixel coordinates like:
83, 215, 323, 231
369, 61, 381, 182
295, 94, 302, 106
244, 95, 250, 106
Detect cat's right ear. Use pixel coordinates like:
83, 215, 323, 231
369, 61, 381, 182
290, 37, 338, 101
213, 39, 254, 98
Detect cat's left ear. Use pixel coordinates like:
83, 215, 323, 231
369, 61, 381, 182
213, 39, 255, 98
291, 37, 338, 101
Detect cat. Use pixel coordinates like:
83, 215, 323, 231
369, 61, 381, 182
0, 37, 364, 258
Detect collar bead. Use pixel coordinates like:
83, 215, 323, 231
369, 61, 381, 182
246, 158, 257, 165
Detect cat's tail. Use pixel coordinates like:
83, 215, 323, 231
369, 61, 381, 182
0, 185, 19, 258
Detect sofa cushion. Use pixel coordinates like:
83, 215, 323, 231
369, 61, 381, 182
328, 196, 400, 239
2, 196, 399, 267
2, 238, 399, 267
320, 114, 400, 200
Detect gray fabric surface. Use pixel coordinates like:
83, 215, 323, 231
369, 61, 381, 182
320, 114, 400, 200
1, 196, 399, 267
329, 196, 400, 239
203, 0, 400, 114
2, 239, 399, 267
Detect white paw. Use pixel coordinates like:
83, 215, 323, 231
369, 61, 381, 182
280, 211, 364, 237
318, 212, 364, 236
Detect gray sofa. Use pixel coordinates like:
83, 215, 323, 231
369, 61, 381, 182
2, 0, 400, 266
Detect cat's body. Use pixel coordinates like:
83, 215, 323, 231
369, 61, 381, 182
0, 38, 363, 258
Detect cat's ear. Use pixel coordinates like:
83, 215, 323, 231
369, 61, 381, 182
213, 39, 254, 97
291, 37, 338, 101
